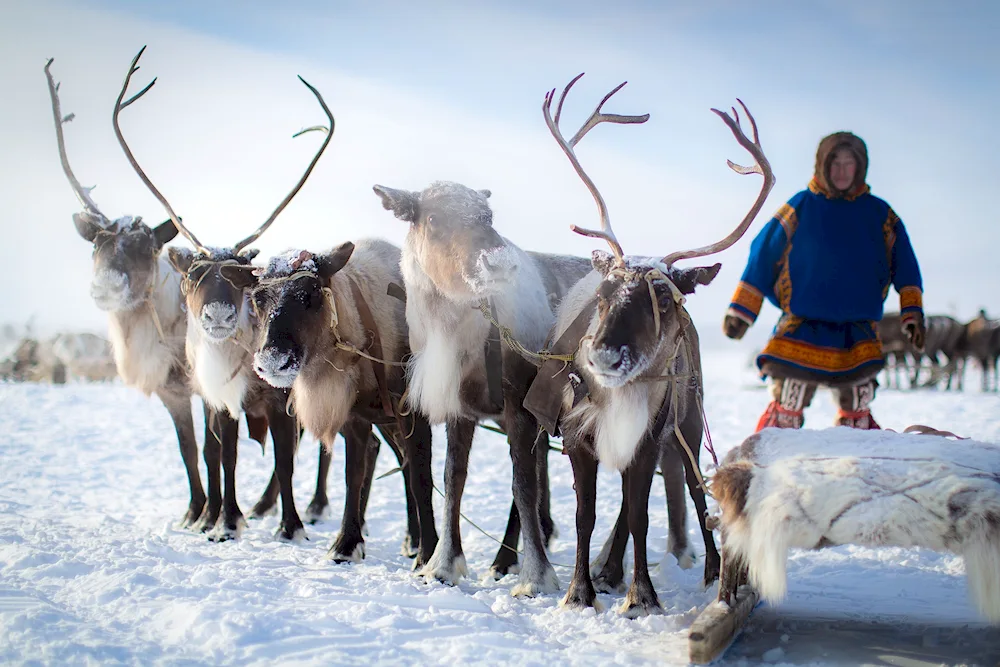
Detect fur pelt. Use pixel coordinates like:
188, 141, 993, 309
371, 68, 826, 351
712, 427, 1000, 624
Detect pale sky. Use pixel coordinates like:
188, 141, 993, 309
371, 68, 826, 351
1, 0, 998, 352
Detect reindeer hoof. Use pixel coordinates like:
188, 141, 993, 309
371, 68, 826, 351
304, 498, 330, 525
248, 502, 278, 520
511, 563, 560, 597
400, 535, 419, 559
179, 502, 204, 529
592, 566, 626, 594
620, 589, 662, 618
419, 552, 468, 585
327, 541, 365, 564
560, 582, 600, 611
275, 522, 307, 543
488, 562, 521, 581
208, 515, 245, 543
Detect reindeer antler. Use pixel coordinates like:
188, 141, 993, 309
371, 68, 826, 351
113, 46, 210, 254
233, 76, 335, 252
44, 58, 109, 223
542, 73, 649, 264
661, 100, 774, 267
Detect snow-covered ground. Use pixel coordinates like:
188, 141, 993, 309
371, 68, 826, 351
1, 351, 998, 665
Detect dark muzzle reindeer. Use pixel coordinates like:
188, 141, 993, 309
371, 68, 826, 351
529, 75, 774, 616
242, 241, 438, 564
112, 47, 335, 541
372, 182, 592, 595
46, 57, 219, 529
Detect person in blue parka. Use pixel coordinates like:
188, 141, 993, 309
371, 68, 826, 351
723, 131, 926, 431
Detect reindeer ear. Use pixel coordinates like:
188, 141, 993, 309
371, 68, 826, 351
479, 189, 492, 199
591, 250, 616, 277
73, 212, 102, 243
167, 247, 194, 275
153, 219, 179, 247
670, 262, 722, 295
239, 248, 260, 262
316, 242, 355, 279
219, 264, 258, 291
372, 185, 419, 223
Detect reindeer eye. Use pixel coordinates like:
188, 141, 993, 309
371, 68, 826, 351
425, 214, 434, 225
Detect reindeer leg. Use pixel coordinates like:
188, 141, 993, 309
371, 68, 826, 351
536, 431, 557, 548
196, 403, 223, 533
402, 416, 438, 568
209, 411, 244, 542
374, 424, 421, 560
157, 389, 206, 528
305, 442, 333, 524
358, 430, 380, 539
329, 418, 372, 562
677, 408, 720, 586
505, 402, 559, 597
268, 403, 305, 542
562, 443, 599, 610
420, 418, 474, 584
490, 500, 520, 579
621, 437, 661, 617
249, 472, 279, 519
661, 438, 696, 570
591, 483, 628, 593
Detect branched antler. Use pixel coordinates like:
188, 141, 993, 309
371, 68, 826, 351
661, 99, 774, 267
233, 76, 335, 252
44, 58, 108, 223
542, 73, 649, 263
113, 46, 209, 254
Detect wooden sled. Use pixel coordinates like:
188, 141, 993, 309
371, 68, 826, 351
689, 426, 1000, 664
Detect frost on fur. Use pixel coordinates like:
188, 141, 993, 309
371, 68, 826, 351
712, 428, 1000, 624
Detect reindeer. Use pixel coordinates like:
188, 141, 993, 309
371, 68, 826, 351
112, 49, 434, 556
370, 180, 593, 594
965, 311, 1000, 392
881, 313, 968, 391
44, 56, 230, 529
529, 76, 773, 616
242, 242, 438, 564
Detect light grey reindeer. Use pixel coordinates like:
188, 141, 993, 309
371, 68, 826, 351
45, 56, 238, 530
530, 76, 774, 616
371, 180, 591, 596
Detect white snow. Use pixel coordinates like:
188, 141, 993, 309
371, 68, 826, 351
2, 351, 999, 664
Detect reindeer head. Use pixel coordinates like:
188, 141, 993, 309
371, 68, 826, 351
542, 74, 774, 387
246, 245, 355, 388
44, 58, 179, 312
373, 181, 512, 300
111, 47, 335, 345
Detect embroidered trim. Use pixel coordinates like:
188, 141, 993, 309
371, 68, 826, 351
729, 281, 763, 320
899, 285, 923, 313
808, 176, 870, 201
776, 242, 793, 312
774, 203, 799, 239
760, 337, 883, 374
727, 307, 755, 326
882, 209, 899, 299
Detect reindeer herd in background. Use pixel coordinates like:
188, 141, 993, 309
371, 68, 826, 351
880, 310, 1000, 392
37, 42, 995, 638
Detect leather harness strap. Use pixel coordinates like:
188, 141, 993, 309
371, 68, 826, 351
522, 297, 598, 436
484, 298, 504, 414
348, 277, 394, 419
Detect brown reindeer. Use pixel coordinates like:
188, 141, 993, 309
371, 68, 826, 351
371, 179, 592, 594
965, 310, 999, 392
240, 242, 438, 564
531, 76, 773, 616
45, 56, 227, 529
111, 47, 341, 541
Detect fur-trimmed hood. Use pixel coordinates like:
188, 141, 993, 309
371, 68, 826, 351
811, 131, 869, 200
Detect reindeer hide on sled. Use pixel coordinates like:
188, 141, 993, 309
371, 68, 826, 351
711, 427, 1000, 624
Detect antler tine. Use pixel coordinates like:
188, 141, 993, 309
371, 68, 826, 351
542, 73, 649, 263
234, 75, 335, 252
661, 98, 775, 267
44, 58, 108, 222
113, 46, 209, 254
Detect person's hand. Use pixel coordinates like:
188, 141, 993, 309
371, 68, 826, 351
902, 313, 926, 352
723, 314, 749, 340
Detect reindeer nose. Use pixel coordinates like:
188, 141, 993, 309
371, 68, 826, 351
591, 346, 625, 372
201, 303, 237, 328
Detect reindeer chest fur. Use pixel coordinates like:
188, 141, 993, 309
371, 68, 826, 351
185, 300, 256, 418
107, 259, 185, 396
